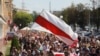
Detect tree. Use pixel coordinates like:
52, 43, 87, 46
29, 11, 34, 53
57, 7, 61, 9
94, 8, 100, 31
13, 8, 17, 18
62, 3, 78, 24
61, 3, 90, 30
31, 11, 38, 22
61, 8, 68, 23
13, 11, 33, 29
61, 3, 78, 30
76, 3, 90, 29
11, 36, 20, 49
98, 7, 100, 31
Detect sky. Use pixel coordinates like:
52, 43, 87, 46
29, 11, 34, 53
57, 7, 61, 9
13, 0, 92, 13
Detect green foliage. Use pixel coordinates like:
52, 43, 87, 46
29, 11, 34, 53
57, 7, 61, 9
61, 9, 68, 23
11, 36, 20, 49
5, 41, 12, 56
31, 11, 38, 22
13, 11, 33, 29
61, 3, 90, 29
13, 8, 17, 17
61, 3, 78, 24
60, 2, 100, 30
93, 8, 100, 31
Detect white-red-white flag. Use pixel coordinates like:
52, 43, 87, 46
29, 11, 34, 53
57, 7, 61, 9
31, 10, 78, 45
53, 52, 65, 56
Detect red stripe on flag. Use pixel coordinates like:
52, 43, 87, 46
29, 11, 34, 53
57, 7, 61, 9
55, 54, 64, 56
36, 15, 74, 41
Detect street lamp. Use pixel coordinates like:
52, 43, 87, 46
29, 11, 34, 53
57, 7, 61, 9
20, 24, 22, 27
60, 15, 63, 19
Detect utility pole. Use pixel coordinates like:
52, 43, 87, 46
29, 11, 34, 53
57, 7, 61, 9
85, 3, 91, 32
22, 0, 25, 10
97, 0, 99, 31
90, 0, 96, 30
49, 1, 51, 13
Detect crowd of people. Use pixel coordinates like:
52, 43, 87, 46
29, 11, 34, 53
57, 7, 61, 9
9, 30, 100, 56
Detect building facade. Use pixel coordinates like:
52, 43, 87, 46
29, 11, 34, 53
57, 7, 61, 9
0, 0, 13, 39
0, 0, 12, 53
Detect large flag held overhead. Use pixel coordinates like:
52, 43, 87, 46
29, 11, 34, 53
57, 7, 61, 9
31, 10, 78, 46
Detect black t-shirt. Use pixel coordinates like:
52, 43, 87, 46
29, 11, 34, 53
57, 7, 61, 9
96, 48, 100, 54
89, 53, 97, 56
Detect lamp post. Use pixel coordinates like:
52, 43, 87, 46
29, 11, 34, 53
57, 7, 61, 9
20, 24, 22, 27
60, 15, 63, 19
19, 24, 22, 29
